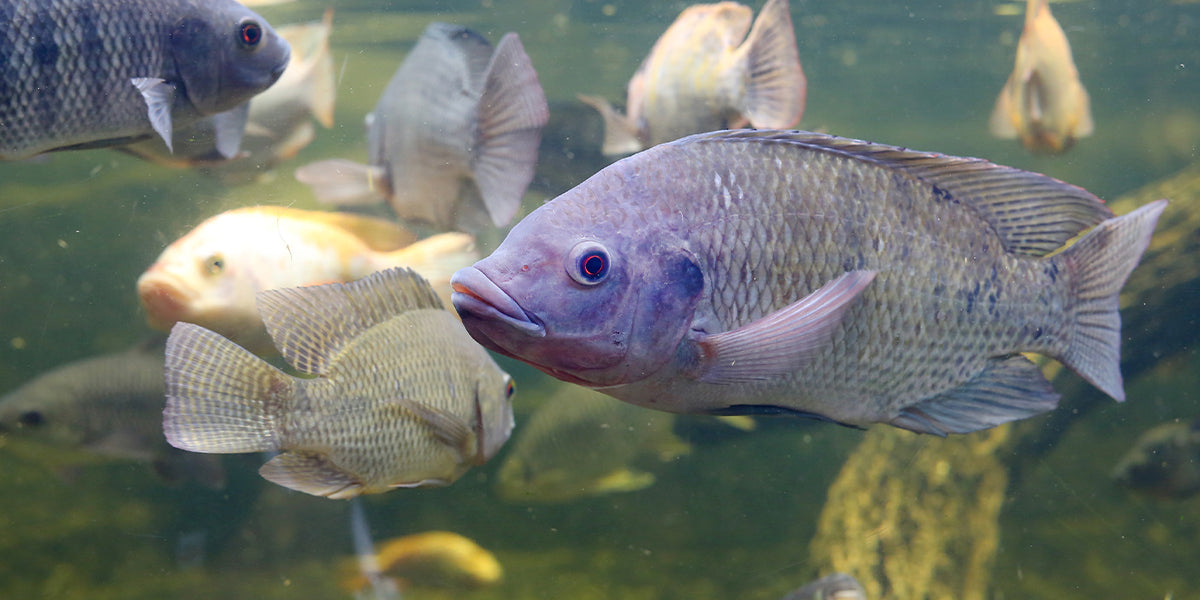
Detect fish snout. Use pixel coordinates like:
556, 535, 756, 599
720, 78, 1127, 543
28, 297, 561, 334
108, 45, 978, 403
137, 272, 190, 331
450, 267, 544, 338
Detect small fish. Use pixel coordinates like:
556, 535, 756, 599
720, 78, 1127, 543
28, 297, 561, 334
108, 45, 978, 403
578, 0, 804, 155
295, 23, 548, 233
495, 384, 690, 504
989, 0, 1094, 154
0, 0, 291, 160
1111, 419, 1200, 500
779, 573, 867, 600
162, 267, 516, 499
119, 11, 336, 174
0, 341, 224, 488
341, 531, 503, 593
451, 130, 1166, 436
137, 205, 478, 354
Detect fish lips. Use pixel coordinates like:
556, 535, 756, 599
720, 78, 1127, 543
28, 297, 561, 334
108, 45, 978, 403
450, 267, 545, 342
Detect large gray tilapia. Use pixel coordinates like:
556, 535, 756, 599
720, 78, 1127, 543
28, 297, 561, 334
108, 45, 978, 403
163, 267, 515, 499
0, 0, 290, 160
295, 22, 548, 233
451, 130, 1166, 436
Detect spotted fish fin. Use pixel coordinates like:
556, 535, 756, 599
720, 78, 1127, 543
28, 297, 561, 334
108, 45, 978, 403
294, 159, 389, 206
891, 354, 1060, 436
393, 397, 476, 462
694, 270, 875, 384
260, 451, 362, 498
737, 0, 805, 129
1054, 199, 1166, 402
471, 33, 549, 229
577, 94, 644, 156
211, 102, 250, 159
256, 267, 443, 375
131, 77, 176, 152
163, 322, 294, 453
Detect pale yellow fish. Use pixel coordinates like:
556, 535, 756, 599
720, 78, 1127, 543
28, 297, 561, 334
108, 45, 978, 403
138, 205, 477, 354
989, 0, 1094, 154
579, 0, 805, 155
341, 531, 503, 592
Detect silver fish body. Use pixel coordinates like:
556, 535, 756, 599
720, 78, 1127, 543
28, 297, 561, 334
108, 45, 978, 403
0, 0, 290, 159
451, 130, 1166, 435
163, 267, 515, 499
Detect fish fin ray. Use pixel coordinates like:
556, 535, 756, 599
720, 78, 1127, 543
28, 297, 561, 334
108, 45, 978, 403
257, 267, 444, 374
892, 354, 1060, 436
577, 94, 643, 156
393, 397, 475, 461
295, 159, 388, 206
211, 103, 249, 159
695, 270, 875, 384
131, 77, 176, 153
163, 322, 292, 453
739, 0, 806, 128
471, 33, 549, 228
1055, 200, 1166, 402
260, 452, 363, 498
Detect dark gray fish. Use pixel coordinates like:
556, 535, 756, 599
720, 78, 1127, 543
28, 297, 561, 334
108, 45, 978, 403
451, 130, 1166, 436
0, 0, 290, 160
1112, 419, 1200, 500
0, 341, 224, 487
295, 22, 548, 233
779, 573, 866, 600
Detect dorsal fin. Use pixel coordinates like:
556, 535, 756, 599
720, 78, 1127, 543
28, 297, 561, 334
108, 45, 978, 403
256, 267, 444, 375
676, 130, 1113, 256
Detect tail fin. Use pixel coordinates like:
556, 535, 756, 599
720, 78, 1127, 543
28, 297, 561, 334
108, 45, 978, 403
739, 0, 806, 129
577, 94, 644, 156
1058, 199, 1167, 401
377, 232, 479, 309
163, 322, 296, 453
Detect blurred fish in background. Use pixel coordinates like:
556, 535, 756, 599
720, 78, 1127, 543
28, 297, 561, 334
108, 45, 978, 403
989, 0, 1094, 154
119, 10, 337, 180
162, 267, 516, 499
295, 22, 549, 233
1112, 418, 1200, 500
137, 205, 477, 355
0, 340, 224, 488
0, 0, 291, 160
496, 384, 690, 504
578, 0, 805, 156
778, 573, 867, 600
340, 530, 503, 595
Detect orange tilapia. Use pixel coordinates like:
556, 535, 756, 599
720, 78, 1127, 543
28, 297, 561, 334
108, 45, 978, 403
579, 0, 805, 155
990, 0, 1094, 154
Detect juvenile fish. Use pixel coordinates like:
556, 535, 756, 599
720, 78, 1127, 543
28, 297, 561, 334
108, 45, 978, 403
779, 573, 866, 600
137, 205, 477, 354
989, 0, 1093, 154
1111, 419, 1200, 500
451, 130, 1166, 436
578, 0, 804, 155
341, 531, 503, 593
0, 0, 290, 160
295, 23, 548, 233
163, 267, 515, 499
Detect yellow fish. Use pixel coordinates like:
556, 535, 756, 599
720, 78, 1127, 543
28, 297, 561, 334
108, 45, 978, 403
579, 0, 805, 155
989, 0, 1094, 154
342, 531, 503, 592
137, 205, 477, 354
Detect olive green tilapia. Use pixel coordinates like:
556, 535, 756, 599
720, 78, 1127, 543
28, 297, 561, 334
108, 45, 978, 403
452, 130, 1167, 435
163, 267, 515, 499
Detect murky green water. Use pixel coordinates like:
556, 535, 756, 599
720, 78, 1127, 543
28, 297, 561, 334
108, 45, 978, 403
1, 0, 1197, 598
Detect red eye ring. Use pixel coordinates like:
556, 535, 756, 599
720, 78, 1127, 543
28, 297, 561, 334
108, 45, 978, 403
239, 20, 262, 48
581, 253, 606, 279
566, 241, 612, 286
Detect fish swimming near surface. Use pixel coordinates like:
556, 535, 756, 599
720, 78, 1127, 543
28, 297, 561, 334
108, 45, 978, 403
137, 205, 478, 355
341, 530, 503, 593
162, 267, 516, 499
0, 0, 291, 160
451, 129, 1167, 436
989, 0, 1093, 154
119, 11, 336, 176
496, 384, 690, 503
1111, 418, 1200, 500
0, 341, 224, 488
578, 0, 804, 156
295, 22, 548, 233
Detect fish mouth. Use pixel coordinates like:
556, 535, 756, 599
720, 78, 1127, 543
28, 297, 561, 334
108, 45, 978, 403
137, 270, 193, 331
450, 267, 544, 338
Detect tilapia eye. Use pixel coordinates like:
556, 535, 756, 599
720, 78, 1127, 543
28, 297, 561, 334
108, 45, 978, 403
203, 254, 225, 276
567, 242, 610, 285
505, 378, 516, 399
238, 19, 263, 49
18, 411, 44, 427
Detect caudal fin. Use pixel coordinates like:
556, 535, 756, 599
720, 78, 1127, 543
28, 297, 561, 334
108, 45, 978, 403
1058, 199, 1167, 401
739, 0, 806, 129
163, 322, 296, 453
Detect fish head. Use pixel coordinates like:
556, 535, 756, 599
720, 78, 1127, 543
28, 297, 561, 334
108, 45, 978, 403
451, 184, 705, 388
0, 390, 87, 450
474, 371, 517, 464
170, 1, 292, 115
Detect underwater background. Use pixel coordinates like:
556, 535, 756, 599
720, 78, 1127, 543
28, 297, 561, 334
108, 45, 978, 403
0, 0, 1197, 598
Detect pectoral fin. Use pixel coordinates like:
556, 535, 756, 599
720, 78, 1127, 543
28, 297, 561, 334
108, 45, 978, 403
131, 77, 176, 152
393, 397, 475, 461
211, 103, 250, 159
693, 270, 875, 384
259, 451, 363, 498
